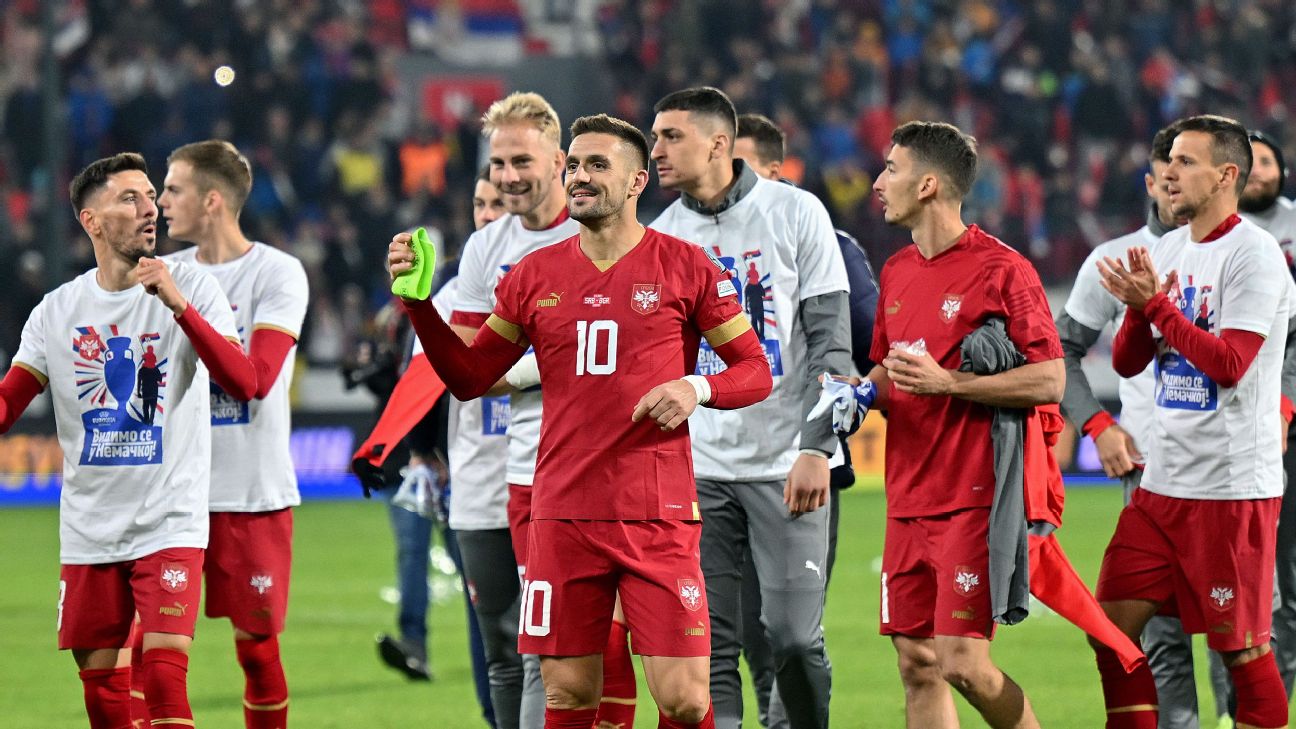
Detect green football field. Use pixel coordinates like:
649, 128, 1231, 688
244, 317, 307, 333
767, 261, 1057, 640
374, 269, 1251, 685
0, 485, 1260, 727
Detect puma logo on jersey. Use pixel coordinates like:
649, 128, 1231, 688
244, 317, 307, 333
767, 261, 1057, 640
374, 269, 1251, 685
804, 560, 822, 579
158, 602, 188, 617
536, 292, 564, 308
885, 299, 902, 315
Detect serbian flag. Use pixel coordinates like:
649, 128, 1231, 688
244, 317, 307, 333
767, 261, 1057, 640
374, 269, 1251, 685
351, 351, 446, 495
1025, 404, 1146, 673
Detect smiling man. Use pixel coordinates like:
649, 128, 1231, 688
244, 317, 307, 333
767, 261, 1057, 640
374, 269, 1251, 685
389, 113, 772, 729
0, 152, 254, 729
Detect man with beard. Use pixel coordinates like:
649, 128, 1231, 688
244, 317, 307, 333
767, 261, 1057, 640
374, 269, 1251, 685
388, 113, 773, 729
1057, 122, 1200, 729
448, 92, 636, 729
0, 152, 255, 728
1095, 114, 1290, 729
1209, 130, 1296, 718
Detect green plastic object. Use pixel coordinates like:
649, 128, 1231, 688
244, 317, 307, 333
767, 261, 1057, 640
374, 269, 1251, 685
391, 227, 436, 300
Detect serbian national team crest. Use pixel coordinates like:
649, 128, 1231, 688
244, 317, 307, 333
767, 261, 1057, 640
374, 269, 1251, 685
953, 565, 983, 596
1208, 583, 1236, 612
940, 294, 963, 323
249, 574, 274, 596
631, 284, 661, 315
76, 332, 105, 361
677, 578, 704, 612
160, 564, 190, 594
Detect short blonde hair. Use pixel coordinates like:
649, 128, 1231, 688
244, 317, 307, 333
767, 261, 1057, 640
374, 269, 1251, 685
482, 92, 561, 147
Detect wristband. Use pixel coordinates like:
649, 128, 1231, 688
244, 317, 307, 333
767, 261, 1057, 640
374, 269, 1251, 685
1081, 411, 1117, 440
504, 353, 541, 390
682, 374, 712, 405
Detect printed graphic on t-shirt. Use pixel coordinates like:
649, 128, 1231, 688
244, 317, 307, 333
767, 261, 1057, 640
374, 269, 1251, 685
72, 325, 165, 465
1156, 275, 1218, 411
211, 306, 248, 425
481, 396, 509, 436
696, 246, 783, 376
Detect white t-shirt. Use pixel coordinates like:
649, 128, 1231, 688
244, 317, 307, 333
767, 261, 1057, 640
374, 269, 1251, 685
1142, 217, 1290, 499
426, 279, 509, 530
14, 262, 239, 563
651, 177, 849, 480
452, 213, 579, 486
1064, 226, 1159, 452
1242, 199, 1296, 278
167, 243, 309, 512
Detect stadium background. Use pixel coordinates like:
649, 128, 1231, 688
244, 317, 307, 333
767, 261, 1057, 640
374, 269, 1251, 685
1, 0, 1294, 726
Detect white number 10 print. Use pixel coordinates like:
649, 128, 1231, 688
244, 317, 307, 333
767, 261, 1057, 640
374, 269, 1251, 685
575, 320, 618, 375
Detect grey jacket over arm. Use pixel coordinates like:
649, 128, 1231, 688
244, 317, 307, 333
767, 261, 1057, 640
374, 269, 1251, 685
799, 290, 853, 455
1056, 312, 1107, 431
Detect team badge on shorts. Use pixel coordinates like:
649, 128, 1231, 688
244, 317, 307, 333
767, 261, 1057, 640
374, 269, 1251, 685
940, 294, 962, 323
953, 566, 983, 597
249, 574, 274, 595
160, 564, 190, 594
1208, 583, 1236, 612
677, 578, 704, 612
631, 284, 661, 315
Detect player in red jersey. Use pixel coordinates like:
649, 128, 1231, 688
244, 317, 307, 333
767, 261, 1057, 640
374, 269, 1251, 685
867, 122, 1063, 728
387, 114, 772, 729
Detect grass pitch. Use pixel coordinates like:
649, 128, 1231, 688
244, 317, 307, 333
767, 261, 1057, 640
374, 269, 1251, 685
0, 485, 1246, 727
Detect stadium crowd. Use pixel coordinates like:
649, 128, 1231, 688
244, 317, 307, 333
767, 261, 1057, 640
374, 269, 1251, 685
5, 2, 1296, 729
1, 0, 1294, 369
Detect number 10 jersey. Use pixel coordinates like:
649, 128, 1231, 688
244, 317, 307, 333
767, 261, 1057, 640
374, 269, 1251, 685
491, 227, 745, 522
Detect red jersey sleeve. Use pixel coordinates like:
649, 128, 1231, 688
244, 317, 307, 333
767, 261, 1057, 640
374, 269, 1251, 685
449, 311, 489, 328
489, 262, 528, 331
689, 245, 745, 332
869, 263, 891, 366
1000, 257, 1064, 363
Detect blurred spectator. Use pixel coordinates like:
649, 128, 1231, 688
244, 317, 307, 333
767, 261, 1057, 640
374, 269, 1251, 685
1, 0, 1295, 365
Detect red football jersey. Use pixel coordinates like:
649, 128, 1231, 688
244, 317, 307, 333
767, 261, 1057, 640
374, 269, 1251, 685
870, 225, 1062, 518
492, 227, 744, 520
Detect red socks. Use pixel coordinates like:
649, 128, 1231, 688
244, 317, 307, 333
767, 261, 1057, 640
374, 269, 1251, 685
596, 621, 637, 728
1094, 645, 1158, 728
79, 667, 132, 729
129, 626, 149, 726
545, 706, 598, 728
1231, 650, 1288, 729
657, 702, 715, 729
236, 636, 290, 729
142, 648, 193, 727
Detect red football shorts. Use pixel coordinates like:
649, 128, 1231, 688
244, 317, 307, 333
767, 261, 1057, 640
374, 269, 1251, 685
518, 519, 710, 658
1097, 488, 1280, 651
205, 509, 294, 635
507, 483, 532, 571
880, 508, 995, 640
58, 547, 204, 649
